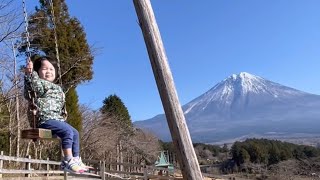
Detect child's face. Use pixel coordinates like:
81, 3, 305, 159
38, 60, 56, 82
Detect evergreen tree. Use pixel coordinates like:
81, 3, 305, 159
100, 94, 132, 129
65, 87, 82, 132
0, 97, 9, 154
268, 145, 280, 165
239, 148, 250, 164
231, 138, 320, 167
222, 144, 228, 153
231, 141, 243, 166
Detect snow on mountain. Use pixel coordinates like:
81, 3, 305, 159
134, 72, 320, 143
183, 72, 307, 117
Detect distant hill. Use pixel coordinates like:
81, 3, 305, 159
134, 72, 320, 143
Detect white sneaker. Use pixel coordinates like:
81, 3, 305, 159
63, 158, 85, 174
76, 157, 92, 171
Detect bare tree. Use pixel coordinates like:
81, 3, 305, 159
80, 104, 160, 165
0, 0, 23, 43
80, 105, 120, 160
130, 128, 161, 164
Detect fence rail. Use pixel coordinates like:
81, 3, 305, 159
0, 151, 178, 180
0, 155, 60, 165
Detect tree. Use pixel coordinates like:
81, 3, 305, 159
65, 87, 82, 132
239, 148, 250, 164
100, 94, 132, 130
80, 104, 119, 160
25, 0, 93, 87
268, 145, 280, 165
0, 94, 10, 154
222, 144, 228, 153
231, 141, 243, 166
0, 0, 23, 43
80, 104, 160, 165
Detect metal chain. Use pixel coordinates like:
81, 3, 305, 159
22, 0, 31, 61
22, 0, 38, 129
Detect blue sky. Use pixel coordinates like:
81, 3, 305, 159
24, 1, 320, 121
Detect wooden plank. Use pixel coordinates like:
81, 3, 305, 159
66, 171, 101, 179
147, 166, 172, 171
21, 128, 57, 139
82, 159, 100, 164
147, 175, 175, 179
105, 162, 145, 168
105, 170, 144, 175
0, 155, 60, 165
133, 0, 203, 179
0, 169, 101, 179
0, 176, 64, 180
0, 169, 63, 174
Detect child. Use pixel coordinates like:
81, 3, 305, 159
24, 56, 87, 173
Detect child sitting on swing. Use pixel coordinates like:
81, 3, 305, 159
24, 56, 88, 173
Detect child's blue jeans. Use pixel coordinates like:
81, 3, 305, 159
39, 119, 80, 157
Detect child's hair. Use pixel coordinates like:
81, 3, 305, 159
33, 56, 59, 81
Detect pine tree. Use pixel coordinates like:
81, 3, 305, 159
25, 0, 93, 88
0, 96, 9, 154
65, 87, 82, 132
100, 94, 132, 129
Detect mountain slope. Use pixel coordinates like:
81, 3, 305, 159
134, 72, 320, 143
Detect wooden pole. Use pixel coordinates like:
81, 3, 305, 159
143, 162, 147, 180
46, 157, 49, 177
0, 151, 3, 178
64, 170, 68, 180
12, 41, 20, 158
132, 0, 203, 179
25, 155, 31, 177
100, 161, 106, 180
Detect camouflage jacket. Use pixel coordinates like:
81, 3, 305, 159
24, 71, 65, 125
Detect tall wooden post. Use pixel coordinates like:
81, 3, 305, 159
46, 157, 50, 177
0, 151, 3, 178
25, 155, 31, 177
100, 161, 106, 180
12, 41, 20, 157
133, 0, 203, 179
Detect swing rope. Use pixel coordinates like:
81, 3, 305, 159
48, 0, 67, 118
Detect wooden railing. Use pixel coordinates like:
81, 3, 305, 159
0, 152, 101, 179
0, 151, 63, 178
0, 151, 179, 180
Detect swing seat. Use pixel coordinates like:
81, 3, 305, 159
21, 128, 57, 139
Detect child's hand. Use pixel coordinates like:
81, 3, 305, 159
25, 59, 33, 74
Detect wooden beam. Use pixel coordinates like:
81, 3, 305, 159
0, 154, 60, 164
132, 0, 203, 179
0, 169, 63, 174
21, 128, 57, 139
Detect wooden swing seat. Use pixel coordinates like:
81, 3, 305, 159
21, 128, 57, 140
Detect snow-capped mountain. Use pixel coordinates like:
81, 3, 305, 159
134, 72, 320, 143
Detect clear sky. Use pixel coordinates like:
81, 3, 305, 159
23, 1, 320, 121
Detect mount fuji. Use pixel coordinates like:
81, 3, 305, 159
134, 72, 320, 143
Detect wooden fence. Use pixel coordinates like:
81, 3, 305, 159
0, 151, 179, 180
